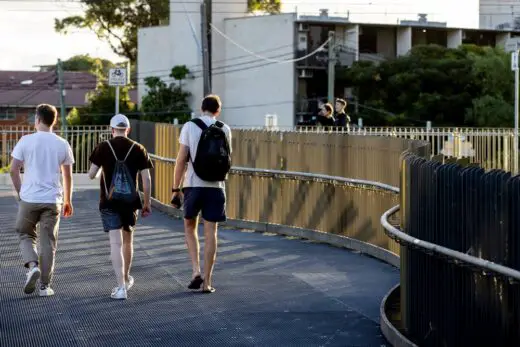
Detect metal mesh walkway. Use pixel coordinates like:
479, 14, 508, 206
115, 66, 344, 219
0, 189, 398, 347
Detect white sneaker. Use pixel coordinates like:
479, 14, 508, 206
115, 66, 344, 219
24, 267, 41, 294
126, 276, 134, 291
111, 276, 135, 295
39, 285, 55, 297
111, 286, 127, 300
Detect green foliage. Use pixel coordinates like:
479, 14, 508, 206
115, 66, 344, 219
66, 107, 82, 126
62, 54, 115, 77
466, 95, 514, 127
55, 0, 169, 63
0, 165, 10, 174
248, 0, 281, 13
140, 66, 192, 123
341, 44, 514, 127
79, 85, 135, 125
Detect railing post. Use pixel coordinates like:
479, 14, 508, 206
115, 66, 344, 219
1, 132, 6, 168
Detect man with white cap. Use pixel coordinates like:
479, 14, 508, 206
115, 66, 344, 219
88, 114, 153, 299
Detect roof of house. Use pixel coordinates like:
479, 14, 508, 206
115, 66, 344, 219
0, 70, 97, 108
0, 70, 138, 109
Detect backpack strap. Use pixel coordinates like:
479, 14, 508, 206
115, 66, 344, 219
123, 142, 136, 162
215, 120, 224, 128
105, 140, 119, 161
190, 118, 208, 131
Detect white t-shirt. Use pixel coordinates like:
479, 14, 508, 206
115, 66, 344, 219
11, 131, 75, 204
179, 115, 232, 189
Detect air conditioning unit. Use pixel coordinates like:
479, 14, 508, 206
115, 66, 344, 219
299, 69, 313, 78
298, 23, 309, 32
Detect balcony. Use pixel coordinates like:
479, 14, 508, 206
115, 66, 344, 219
296, 48, 329, 69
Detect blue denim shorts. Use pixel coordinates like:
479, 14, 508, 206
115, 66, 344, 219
183, 187, 226, 223
100, 208, 137, 232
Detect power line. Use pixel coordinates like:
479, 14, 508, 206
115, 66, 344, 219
139, 51, 294, 79
0, 0, 416, 4
210, 23, 331, 64
137, 43, 294, 75
0, 53, 299, 92
0, 50, 296, 90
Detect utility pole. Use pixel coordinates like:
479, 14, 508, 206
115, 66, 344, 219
201, 0, 211, 95
512, 48, 519, 174
57, 59, 66, 135
115, 85, 120, 115
126, 60, 131, 85
327, 31, 335, 103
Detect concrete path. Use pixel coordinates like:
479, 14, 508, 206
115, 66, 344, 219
0, 189, 399, 347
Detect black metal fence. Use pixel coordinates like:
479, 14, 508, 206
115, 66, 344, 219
399, 153, 520, 346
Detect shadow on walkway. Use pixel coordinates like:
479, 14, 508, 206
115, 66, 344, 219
0, 189, 398, 347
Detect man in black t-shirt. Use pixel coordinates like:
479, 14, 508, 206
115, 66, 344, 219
335, 98, 350, 129
88, 114, 153, 300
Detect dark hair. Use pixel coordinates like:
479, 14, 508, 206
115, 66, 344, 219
201, 94, 222, 114
36, 104, 58, 127
323, 103, 333, 114
336, 98, 347, 107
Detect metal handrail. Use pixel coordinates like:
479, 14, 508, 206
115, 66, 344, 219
381, 205, 520, 281
149, 153, 400, 193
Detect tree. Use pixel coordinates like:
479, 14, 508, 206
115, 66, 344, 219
170, 65, 190, 91
140, 66, 192, 123
55, 0, 169, 63
340, 44, 514, 127
61, 54, 115, 75
78, 85, 135, 125
466, 95, 514, 127
248, 0, 281, 13
66, 107, 82, 126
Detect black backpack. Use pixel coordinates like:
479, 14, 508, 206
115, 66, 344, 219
102, 140, 138, 203
189, 118, 231, 182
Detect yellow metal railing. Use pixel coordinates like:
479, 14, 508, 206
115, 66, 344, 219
296, 126, 515, 172
149, 153, 401, 255
0, 125, 111, 172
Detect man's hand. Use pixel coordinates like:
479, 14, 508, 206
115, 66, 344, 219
141, 203, 152, 218
63, 202, 73, 218
171, 191, 183, 209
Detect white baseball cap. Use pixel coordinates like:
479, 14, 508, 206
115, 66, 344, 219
110, 114, 130, 129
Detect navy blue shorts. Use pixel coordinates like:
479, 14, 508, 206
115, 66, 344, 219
183, 187, 226, 223
100, 208, 137, 232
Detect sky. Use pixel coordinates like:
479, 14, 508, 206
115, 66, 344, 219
0, 0, 479, 71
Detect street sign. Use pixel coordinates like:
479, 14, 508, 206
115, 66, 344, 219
109, 68, 127, 86
512, 51, 519, 71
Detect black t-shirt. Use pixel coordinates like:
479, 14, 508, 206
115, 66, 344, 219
317, 115, 335, 126
335, 112, 350, 127
89, 137, 154, 210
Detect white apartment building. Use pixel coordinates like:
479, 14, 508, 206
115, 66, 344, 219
138, 2, 520, 128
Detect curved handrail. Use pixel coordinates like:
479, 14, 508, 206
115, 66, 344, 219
381, 205, 520, 281
149, 153, 400, 193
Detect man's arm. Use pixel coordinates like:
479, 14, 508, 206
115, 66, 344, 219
227, 129, 233, 154
62, 164, 73, 204
141, 169, 152, 209
9, 158, 23, 198
173, 144, 189, 189
88, 164, 100, 180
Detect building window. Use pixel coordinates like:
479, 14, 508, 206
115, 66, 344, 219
0, 108, 16, 120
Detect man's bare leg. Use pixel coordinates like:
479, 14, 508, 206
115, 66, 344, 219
202, 221, 218, 292
109, 229, 125, 288
122, 230, 133, 282
184, 217, 201, 279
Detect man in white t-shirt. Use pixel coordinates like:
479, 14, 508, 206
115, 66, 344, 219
10, 104, 75, 297
171, 94, 232, 294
